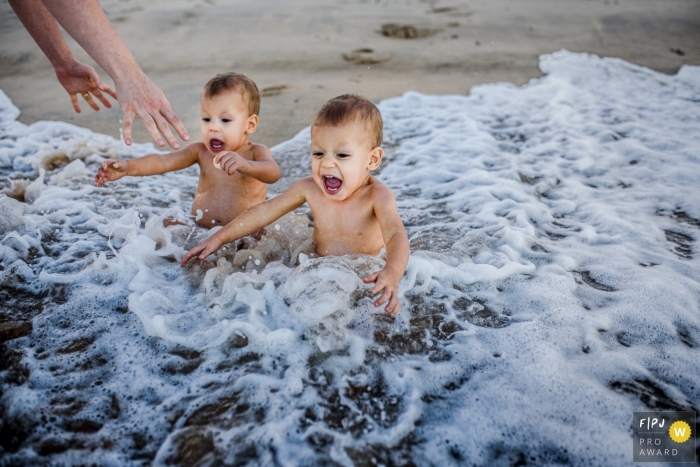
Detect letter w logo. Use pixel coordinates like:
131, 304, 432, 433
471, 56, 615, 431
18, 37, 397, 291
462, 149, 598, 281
674, 427, 686, 437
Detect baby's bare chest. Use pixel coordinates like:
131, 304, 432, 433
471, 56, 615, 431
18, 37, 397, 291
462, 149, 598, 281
311, 199, 379, 238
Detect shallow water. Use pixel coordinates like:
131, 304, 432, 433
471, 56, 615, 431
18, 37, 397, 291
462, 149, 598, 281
1, 51, 699, 466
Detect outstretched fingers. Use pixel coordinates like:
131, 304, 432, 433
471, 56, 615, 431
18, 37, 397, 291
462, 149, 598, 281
84, 93, 100, 112
92, 88, 113, 109
180, 244, 206, 268
162, 108, 189, 142
70, 94, 81, 113
121, 107, 135, 146
152, 112, 179, 149
139, 111, 166, 147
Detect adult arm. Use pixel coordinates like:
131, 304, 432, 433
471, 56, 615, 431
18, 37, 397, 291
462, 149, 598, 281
8, 0, 116, 112
38, 0, 189, 149
181, 179, 310, 267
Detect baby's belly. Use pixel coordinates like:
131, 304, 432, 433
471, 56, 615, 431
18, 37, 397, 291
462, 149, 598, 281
191, 190, 265, 227
314, 234, 385, 257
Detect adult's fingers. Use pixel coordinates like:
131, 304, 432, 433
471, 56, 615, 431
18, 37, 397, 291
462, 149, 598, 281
92, 88, 113, 109
139, 111, 166, 147
122, 107, 135, 146
101, 83, 117, 100
87, 67, 102, 90
162, 108, 189, 141
152, 112, 180, 149
70, 94, 81, 113
83, 93, 100, 112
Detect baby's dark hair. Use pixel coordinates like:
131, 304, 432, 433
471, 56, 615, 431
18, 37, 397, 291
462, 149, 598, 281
312, 94, 383, 148
203, 72, 260, 116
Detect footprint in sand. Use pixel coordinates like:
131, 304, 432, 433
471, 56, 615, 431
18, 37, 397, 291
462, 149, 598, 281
261, 85, 288, 97
380, 23, 440, 39
342, 48, 391, 65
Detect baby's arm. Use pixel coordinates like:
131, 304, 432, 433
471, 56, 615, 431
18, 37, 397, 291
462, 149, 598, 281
362, 187, 409, 317
95, 143, 200, 187
180, 178, 309, 267
213, 144, 280, 184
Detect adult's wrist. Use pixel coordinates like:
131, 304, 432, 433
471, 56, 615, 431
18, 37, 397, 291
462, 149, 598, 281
51, 54, 77, 74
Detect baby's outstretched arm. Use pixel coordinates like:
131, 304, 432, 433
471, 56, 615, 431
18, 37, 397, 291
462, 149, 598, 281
94, 144, 200, 187
180, 179, 308, 267
362, 187, 409, 317
213, 145, 280, 184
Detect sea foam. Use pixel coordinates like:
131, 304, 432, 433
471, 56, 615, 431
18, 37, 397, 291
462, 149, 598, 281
0, 51, 699, 466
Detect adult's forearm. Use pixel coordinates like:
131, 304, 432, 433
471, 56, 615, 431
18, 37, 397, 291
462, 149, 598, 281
8, 0, 75, 69
40, 0, 141, 81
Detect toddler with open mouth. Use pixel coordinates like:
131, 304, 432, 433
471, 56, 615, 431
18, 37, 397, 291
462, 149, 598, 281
95, 73, 280, 228
181, 94, 409, 316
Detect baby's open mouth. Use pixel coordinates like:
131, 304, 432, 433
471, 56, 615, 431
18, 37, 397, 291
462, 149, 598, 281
209, 139, 225, 152
323, 175, 342, 194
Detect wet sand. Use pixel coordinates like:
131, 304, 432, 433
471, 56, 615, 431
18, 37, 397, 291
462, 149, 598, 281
1, 0, 699, 148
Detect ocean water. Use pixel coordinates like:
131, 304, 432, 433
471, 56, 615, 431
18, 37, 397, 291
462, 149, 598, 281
1, 51, 699, 466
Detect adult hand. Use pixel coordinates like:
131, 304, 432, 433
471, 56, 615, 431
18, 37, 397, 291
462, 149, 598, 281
116, 72, 189, 150
54, 59, 117, 113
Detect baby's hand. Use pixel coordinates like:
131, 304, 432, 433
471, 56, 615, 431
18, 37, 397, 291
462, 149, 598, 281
214, 151, 250, 176
362, 268, 401, 317
180, 235, 224, 268
95, 160, 129, 187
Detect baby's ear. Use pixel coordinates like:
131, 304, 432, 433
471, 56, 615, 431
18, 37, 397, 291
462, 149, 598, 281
368, 147, 383, 171
246, 114, 259, 134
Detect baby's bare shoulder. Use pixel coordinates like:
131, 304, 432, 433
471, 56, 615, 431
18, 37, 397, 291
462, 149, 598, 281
367, 177, 396, 203
187, 142, 209, 158
290, 176, 317, 193
250, 142, 273, 160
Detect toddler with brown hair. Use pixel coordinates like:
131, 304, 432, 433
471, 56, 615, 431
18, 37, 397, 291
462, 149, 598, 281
95, 72, 280, 227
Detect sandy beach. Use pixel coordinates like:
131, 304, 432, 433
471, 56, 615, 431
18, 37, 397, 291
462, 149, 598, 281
1, 0, 698, 147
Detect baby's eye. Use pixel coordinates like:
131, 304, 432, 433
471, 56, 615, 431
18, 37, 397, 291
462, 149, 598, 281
202, 117, 211, 122
312, 152, 324, 158
337, 153, 350, 159
222, 118, 231, 123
